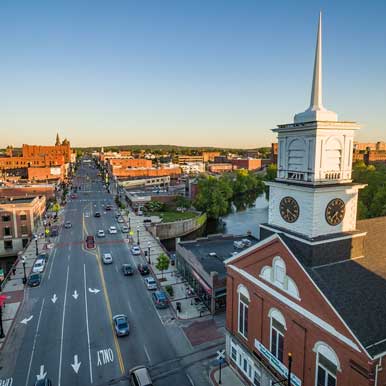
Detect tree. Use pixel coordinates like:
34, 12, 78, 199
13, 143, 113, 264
52, 202, 61, 213
155, 253, 170, 278
265, 164, 277, 181
174, 195, 191, 209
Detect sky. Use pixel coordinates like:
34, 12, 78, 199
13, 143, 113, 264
0, 0, 385, 148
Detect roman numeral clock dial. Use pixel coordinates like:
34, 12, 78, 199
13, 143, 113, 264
279, 196, 300, 223
325, 198, 345, 226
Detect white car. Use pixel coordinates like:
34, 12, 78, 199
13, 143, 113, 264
117, 217, 125, 223
97, 230, 105, 237
109, 226, 117, 234
131, 246, 141, 255
32, 259, 46, 273
121, 226, 129, 233
102, 253, 113, 264
144, 277, 157, 290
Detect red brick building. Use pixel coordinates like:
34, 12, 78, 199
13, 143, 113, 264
208, 163, 234, 173
231, 158, 263, 171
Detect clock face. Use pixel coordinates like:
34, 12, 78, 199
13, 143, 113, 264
325, 198, 345, 226
280, 196, 300, 223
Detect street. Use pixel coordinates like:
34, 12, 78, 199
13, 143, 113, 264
0, 162, 214, 386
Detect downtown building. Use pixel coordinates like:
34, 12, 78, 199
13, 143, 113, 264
224, 15, 386, 386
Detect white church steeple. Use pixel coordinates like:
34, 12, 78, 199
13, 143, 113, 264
294, 12, 338, 123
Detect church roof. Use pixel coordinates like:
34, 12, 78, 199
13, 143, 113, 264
286, 216, 386, 358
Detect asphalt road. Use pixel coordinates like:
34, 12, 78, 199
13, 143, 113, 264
0, 161, 198, 386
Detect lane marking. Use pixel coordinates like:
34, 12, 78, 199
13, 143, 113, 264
95, 247, 125, 375
25, 298, 45, 386
83, 264, 93, 384
144, 345, 151, 364
58, 265, 69, 386
47, 248, 57, 280
127, 300, 133, 314
187, 373, 195, 386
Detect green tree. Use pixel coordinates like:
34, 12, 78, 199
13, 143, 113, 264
174, 195, 191, 209
155, 253, 170, 278
52, 202, 61, 213
265, 164, 277, 181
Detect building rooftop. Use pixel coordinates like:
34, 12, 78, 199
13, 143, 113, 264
179, 234, 259, 279
0, 196, 36, 204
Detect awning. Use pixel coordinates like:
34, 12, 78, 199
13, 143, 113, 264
192, 270, 212, 295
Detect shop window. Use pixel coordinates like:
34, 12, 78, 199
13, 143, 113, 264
314, 342, 340, 386
2, 215, 11, 222
3, 227, 11, 237
4, 240, 13, 250
269, 308, 286, 362
231, 345, 237, 362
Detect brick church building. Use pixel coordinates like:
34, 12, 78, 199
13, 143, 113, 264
225, 14, 386, 386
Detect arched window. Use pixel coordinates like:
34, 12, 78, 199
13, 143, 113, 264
313, 342, 340, 386
237, 285, 250, 338
269, 308, 286, 362
273, 256, 286, 285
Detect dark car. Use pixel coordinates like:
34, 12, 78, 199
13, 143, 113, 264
28, 273, 41, 287
34, 378, 53, 386
152, 291, 169, 309
86, 235, 95, 249
50, 225, 59, 237
94, 212, 101, 218
113, 314, 130, 336
137, 264, 149, 275
64, 221, 72, 229
105, 204, 113, 211
122, 264, 134, 276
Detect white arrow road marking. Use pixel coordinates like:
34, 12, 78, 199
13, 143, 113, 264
88, 288, 100, 294
71, 355, 81, 374
20, 315, 33, 324
36, 365, 47, 381
51, 294, 58, 303
72, 290, 79, 299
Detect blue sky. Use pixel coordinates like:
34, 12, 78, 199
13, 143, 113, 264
0, 0, 385, 148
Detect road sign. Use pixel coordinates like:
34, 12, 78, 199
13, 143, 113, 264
216, 350, 225, 360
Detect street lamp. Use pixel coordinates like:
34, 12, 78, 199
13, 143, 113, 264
147, 242, 151, 265
22, 256, 27, 285
128, 216, 131, 230
34, 235, 38, 256
137, 226, 140, 246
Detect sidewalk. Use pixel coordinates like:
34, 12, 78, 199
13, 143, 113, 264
0, 220, 57, 350
120, 209, 211, 320
210, 364, 246, 386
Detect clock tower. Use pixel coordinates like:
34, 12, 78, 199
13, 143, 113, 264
261, 13, 366, 255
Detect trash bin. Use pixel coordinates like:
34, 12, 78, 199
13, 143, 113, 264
176, 302, 182, 313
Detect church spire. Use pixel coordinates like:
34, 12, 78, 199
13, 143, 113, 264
55, 132, 61, 146
294, 12, 337, 123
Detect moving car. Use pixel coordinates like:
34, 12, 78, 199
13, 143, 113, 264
129, 366, 153, 386
137, 264, 149, 275
122, 264, 134, 276
32, 259, 45, 274
97, 230, 105, 237
117, 216, 124, 223
70, 193, 77, 199
86, 235, 95, 249
144, 277, 157, 290
105, 204, 113, 211
113, 314, 130, 336
152, 291, 169, 309
109, 226, 117, 234
28, 273, 41, 287
131, 246, 141, 256
121, 225, 129, 233
94, 212, 101, 218
102, 253, 113, 264
64, 221, 72, 228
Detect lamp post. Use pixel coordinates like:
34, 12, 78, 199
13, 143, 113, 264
22, 256, 27, 285
137, 226, 140, 246
128, 216, 131, 230
147, 242, 151, 265
34, 235, 38, 256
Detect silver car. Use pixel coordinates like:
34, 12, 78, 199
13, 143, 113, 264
102, 253, 113, 264
144, 277, 157, 290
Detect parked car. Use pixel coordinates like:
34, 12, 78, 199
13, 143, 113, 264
113, 314, 130, 336
39, 252, 49, 263
137, 264, 149, 275
50, 225, 59, 237
32, 259, 45, 274
64, 221, 72, 228
129, 366, 153, 386
94, 212, 101, 218
121, 225, 129, 233
117, 216, 124, 223
109, 226, 117, 234
131, 246, 141, 255
70, 193, 77, 199
97, 230, 105, 237
102, 253, 113, 264
122, 264, 134, 276
28, 273, 41, 287
143, 218, 152, 224
115, 212, 121, 218
144, 277, 157, 290
152, 291, 169, 309
86, 235, 95, 249
105, 204, 113, 211
137, 210, 144, 216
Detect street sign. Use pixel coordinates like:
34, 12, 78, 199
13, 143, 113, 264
216, 350, 225, 360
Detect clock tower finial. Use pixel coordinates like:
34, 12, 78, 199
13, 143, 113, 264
294, 12, 338, 123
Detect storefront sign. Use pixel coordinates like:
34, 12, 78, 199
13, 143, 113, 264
191, 270, 212, 294
255, 339, 302, 386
